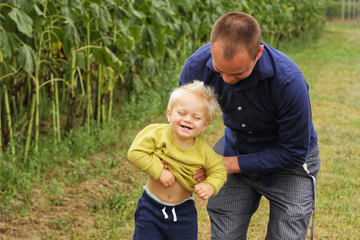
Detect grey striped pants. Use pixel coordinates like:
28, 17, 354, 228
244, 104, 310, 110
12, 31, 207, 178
208, 139, 320, 240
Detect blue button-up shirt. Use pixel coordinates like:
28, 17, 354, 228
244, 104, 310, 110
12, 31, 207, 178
179, 43, 318, 186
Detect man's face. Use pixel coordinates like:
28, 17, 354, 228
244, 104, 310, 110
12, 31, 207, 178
211, 42, 263, 84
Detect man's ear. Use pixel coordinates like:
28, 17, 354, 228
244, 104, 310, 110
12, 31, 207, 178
257, 44, 264, 60
166, 109, 171, 122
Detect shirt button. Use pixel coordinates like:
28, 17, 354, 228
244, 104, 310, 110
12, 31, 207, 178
238, 106, 242, 110
242, 124, 246, 127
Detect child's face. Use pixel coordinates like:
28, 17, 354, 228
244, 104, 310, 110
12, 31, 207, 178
167, 93, 210, 144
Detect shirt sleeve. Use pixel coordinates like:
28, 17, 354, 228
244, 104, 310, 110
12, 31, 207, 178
201, 145, 227, 195
179, 58, 199, 86
238, 72, 312, 173
127, 125, 164, 180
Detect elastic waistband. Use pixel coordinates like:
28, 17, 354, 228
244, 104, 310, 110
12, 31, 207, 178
141, 190, 194, 210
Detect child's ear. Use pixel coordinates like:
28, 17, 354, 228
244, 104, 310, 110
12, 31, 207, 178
166, 109, 171, 122
202, 121, 210, 132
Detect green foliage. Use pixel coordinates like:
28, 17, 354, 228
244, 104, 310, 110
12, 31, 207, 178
247, 0, 326, 47
0, 0, 326, 158
325, 0, 359, 20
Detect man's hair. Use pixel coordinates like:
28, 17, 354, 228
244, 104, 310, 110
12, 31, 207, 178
168, 80, 218, 123
210, 12, 261, 60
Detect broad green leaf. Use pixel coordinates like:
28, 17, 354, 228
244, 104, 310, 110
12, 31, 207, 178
0, 32, 22, 59
141, 26, 158, 46
34, 4, 45, 17
93, 47, 122, 69
90, 4, 112, 30
166, 48, 177, 61
191, 12, 201, 29
75, 51, 85, 69
98, 5, 112, 30
9, 0, 34, 12
0, 61, 17, 79
90, 3, 100, 18
132, 73, 144, 93
181, 22, 192, 35
62, 20, 80, 45
8, 8, 33, 37
143, 57, 157, 77
18, 45, 37, 74
128, 4, 145, 19
103, 66, 116, 92
114, 6, 130, 18
114, 34, 134, 51
87, 0, 102, 4
153, 10, 166, 27
61, 5, 72, 19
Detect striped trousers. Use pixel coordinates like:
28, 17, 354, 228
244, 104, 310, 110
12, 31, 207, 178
208, 138, 320, 240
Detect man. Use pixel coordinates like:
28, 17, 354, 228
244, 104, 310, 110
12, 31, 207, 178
179, 12, 320, 240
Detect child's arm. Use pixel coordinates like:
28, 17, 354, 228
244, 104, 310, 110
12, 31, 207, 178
127, 125, 165, 181
194, 183, 214, 200
159, 169, 176, 188
200, 147, 227, 196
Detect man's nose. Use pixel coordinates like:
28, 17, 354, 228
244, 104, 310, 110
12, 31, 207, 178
221, 73, 235, 82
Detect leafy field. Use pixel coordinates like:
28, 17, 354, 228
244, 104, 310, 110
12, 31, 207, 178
1, 20, 359, 239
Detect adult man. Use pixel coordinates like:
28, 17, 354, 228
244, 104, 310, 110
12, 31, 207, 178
179, 12, 320, 240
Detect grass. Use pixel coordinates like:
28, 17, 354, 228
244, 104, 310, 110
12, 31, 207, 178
1, 20, 359, 239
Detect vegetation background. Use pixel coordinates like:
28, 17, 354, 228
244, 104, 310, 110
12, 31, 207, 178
1, 0, 359, 239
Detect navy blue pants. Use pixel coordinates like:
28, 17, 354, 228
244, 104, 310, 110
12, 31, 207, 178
133, 190, 198, 240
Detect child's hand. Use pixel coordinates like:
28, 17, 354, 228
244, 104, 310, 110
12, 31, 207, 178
194, 183, 214, 200
159, 169, 175, 188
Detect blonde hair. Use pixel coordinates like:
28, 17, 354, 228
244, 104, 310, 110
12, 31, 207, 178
210, 12, 261, 60
167, 80, 218, 123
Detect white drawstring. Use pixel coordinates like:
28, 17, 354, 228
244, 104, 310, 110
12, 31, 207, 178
172, 207, 177, 222
162, 207, 168, 219
161, 207, 177, 222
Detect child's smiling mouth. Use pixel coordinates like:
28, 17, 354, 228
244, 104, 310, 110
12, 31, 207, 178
180, 125, 192, 130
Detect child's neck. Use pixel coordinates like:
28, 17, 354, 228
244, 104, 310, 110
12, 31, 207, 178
173, 136, 195, 149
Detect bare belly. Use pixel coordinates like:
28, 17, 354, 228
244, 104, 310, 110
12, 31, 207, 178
146, 177, 192, 204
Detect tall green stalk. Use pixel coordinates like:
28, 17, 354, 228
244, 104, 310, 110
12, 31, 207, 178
0, 94, 3, 156
108, 89, 113, 121
97, 64, 103, 127
48, 21, 59, 145
24, 93, 36, 160
54, 78, 61, 143
65, 47, 77, 134
101, 93, 106, 123
3, 85, 15, 155
50, 73, 58, 145
86, 19, 93, 133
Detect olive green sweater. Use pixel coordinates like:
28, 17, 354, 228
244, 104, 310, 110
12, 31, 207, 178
127, 124, 227, 195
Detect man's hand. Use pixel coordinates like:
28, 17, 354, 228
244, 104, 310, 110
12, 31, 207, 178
222, 156, 241, 173
193, 168, 207, 182
194, 183, 214, 200
160, 159, 168, 169
159, 169, 175, 188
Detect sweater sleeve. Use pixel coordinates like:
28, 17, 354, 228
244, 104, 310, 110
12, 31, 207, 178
201, 144, 227, 195
127, 125, 165, 180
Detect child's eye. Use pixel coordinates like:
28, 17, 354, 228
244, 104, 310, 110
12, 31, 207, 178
178, 111, 185, 115
193, 116, 201, 120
